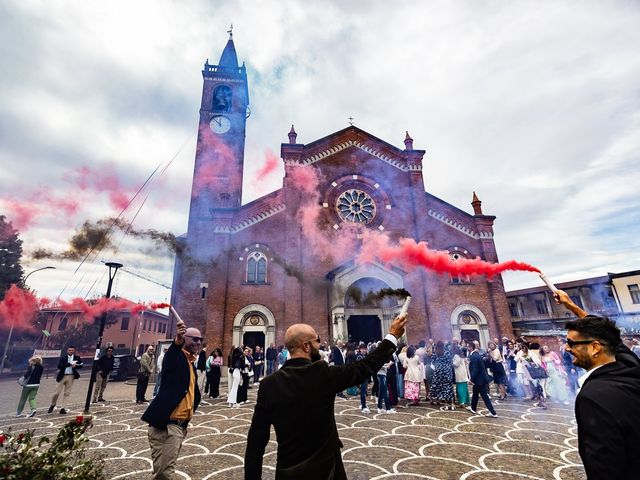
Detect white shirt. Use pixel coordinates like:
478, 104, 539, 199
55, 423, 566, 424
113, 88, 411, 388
64, 354, 74, 375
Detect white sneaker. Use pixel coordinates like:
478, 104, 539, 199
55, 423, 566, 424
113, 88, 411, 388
485, 413, 498, 418
377, 408, 385, 414
466, 406, 480, 415
386, 408, 397, 414
361, 407, 371, 414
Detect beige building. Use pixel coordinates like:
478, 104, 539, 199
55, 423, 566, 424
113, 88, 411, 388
506, 269, 640, 339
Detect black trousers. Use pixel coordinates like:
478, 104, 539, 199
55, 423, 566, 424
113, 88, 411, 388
471, 384, 496, 415
208, 367, 221, 398
237, 373, 249, 403
136, 373, 149, 401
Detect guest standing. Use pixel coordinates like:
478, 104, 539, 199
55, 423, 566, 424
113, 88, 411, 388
227, 347, 244, 407
136, 346, 155, 404
207, 348, 224, 399
48, 346, 83, 414
265, 343, 277, 376
16, 355, 43, 417
452, 345, 469, 406
92, 346, 115, 403
429, 341, 455, 409
402, 346, 423, 406
467, 341, 497, 417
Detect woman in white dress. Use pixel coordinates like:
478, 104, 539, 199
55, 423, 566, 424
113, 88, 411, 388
540, 345, 570, 404
227, 347, 243, 407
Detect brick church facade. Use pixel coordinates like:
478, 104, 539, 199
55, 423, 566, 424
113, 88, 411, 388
170, 34, 513, 352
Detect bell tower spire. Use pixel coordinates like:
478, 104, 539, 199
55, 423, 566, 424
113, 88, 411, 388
189, 30, 249, 218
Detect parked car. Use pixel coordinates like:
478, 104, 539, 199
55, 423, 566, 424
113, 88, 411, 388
110, 355, 140, 381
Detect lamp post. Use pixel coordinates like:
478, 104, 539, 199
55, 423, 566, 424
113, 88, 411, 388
0, 266, 56, 374
83, 261, 123, 414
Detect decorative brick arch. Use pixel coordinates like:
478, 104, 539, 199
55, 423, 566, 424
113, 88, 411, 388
232, 304, 276, 347
450, 304, 490, 348
329, 262, 404, 341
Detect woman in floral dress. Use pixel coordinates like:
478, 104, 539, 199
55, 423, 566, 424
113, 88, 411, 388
429, 341, 456, 409
401, 346, 423, 406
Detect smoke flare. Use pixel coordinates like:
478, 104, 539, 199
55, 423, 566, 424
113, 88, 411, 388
359, 230, 540, 277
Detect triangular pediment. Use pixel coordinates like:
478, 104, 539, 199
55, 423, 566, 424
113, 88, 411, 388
291, 126, 424, 172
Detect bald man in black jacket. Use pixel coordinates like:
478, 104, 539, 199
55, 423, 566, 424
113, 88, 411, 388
244, 315, 407, 480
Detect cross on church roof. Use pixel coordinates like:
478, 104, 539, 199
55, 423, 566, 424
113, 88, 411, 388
227, 24, 233, 38
348, 116, 354, 126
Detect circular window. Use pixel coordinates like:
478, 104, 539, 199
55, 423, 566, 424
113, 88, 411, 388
336, 189, 377, 224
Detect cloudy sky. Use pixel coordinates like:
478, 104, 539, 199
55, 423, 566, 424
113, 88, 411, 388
1, 0, 639, 304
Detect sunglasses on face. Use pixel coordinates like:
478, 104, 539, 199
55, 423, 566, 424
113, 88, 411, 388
305, 335, 321, 345
186, 335, 203, 343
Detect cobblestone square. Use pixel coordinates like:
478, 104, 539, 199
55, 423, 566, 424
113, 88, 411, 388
0, 378, 587, 480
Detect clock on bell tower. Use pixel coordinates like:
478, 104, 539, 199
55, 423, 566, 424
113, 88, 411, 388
189, 29, 250, 216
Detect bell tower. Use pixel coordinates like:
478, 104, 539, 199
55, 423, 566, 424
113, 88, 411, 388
189, 28, 249, 219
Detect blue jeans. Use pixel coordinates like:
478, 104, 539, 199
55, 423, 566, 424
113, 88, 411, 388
266, 360, 275, 375
377, 374, 390, 410
360, 380, 368, 408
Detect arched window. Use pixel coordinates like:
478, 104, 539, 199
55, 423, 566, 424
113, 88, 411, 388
448, 247, 471, 284
212, 85, 232, 112
247, 252, 267, 284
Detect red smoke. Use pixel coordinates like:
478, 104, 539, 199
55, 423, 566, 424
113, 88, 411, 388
0, 286, 175, 330
192, 126, 241, 198
66, 165, 133, 211
288, 165, 358, 263
0, 285, 39, 332
359, 231, 540, 278
254, 149, 280, 180
1, 200, 40, 231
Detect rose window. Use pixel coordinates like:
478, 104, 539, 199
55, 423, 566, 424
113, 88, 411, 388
336, 189, 376, 224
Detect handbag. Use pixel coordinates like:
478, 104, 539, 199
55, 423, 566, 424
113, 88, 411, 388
18, 376, 27, 386
526, 359, 548, 379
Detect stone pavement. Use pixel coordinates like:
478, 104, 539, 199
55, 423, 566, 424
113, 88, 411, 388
1, 378, 587, 480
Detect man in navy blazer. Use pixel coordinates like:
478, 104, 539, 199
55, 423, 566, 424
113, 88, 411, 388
141, 318, 203, 479
48, 345, 83, 414
467, 341, 497, 417
244, 314, 407, 480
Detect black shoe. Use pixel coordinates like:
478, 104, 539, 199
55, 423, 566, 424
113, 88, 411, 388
92, 400, 97, 404
98, 398, 105, 402
141, 398, 149, 403
59, 408, 67, 414
136, 400, 141, 404
47, 405, 54, 414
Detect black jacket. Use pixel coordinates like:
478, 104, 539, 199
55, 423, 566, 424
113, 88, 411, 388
575, 345, 640, 479
23, 364, 44, 386
330, 346, 345, 366
266, 347, 277, 362
197, 350, 207, 371
244, 338, 397, 480
96, 354, 115, 377
55, 354, 83, 382
468, 351, 491, 385
141, 339, 201, 429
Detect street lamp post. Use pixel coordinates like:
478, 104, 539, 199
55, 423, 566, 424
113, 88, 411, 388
83, 261, 123, 414
0, 266, 56, 374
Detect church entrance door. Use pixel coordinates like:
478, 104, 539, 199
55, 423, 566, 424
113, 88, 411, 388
243, 332, 265, 351
460, 329, 480, 346
347, 315, 382, 344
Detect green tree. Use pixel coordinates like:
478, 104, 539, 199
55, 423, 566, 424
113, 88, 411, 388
0, 215, 24, 300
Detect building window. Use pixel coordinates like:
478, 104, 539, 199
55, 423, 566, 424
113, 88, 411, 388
535, 300, 548, 315
59, 317, 68, 331
570, 295, 583, 309
247, 252, 267, 284
335, 189, 377, 224
121, 316, 129, 331
448, 249, 471, 284
212, 85, 232, 112
143, 319, 148, 331
509, 303, 519, 317
629, 284, 640, 304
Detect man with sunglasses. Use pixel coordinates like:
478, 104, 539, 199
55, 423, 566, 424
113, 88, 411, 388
245, 314, 408, 479
555, 289, 640, 479
141, 319, 203, 479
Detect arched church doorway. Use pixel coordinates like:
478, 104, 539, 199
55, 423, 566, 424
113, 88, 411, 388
233, 304, 276, 349
347, 315, 382, 344
450, 304, 490, 349
344, 277, 400, 343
